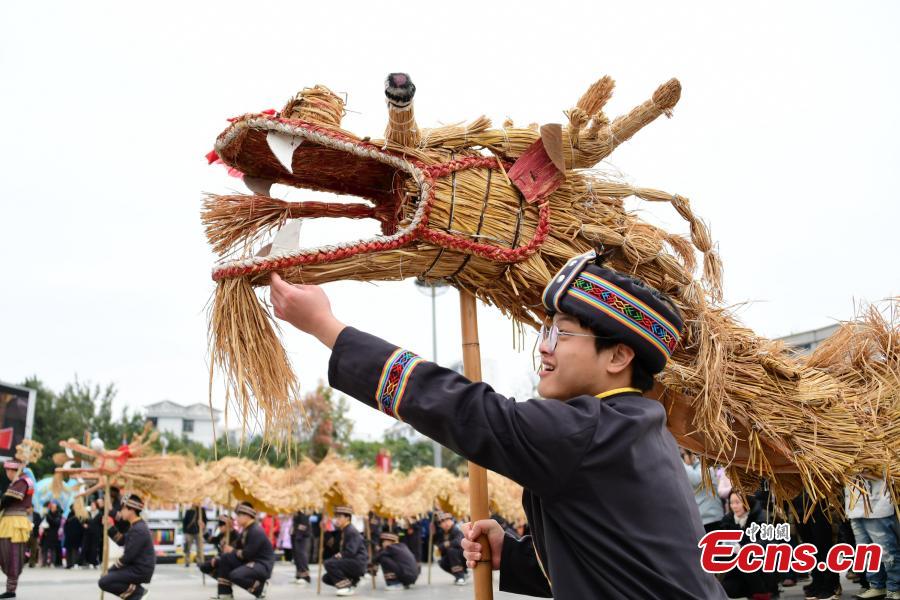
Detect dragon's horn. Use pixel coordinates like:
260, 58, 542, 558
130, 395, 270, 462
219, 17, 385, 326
384, 73, 420, 147
568, 78, 681, 169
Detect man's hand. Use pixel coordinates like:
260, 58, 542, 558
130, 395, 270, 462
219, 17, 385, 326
222, 545, 233, 554
461, 520, 505, 571
269, 273, 346, 348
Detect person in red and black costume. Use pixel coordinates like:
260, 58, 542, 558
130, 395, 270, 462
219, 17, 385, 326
0, 460, 34, 598
98, 494, 154, 600
270, 249, 727, 600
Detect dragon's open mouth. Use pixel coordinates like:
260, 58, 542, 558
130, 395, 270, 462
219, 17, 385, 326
210, 116, 430, 280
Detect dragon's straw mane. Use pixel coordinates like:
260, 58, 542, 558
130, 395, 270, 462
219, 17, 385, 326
202, 75, 899, 512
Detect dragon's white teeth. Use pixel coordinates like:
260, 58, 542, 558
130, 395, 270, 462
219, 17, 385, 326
269, 219, 304, 256
266, 130, 303, 174
244, 175, 274, 197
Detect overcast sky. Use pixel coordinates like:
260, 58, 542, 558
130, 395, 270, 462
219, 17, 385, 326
1, 1, 898, 441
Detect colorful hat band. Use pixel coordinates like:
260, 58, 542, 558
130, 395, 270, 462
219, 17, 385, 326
567, 271, 681, 357
235, 504, 257, 518
124, 498, 144, 511
380, 533, 399, 543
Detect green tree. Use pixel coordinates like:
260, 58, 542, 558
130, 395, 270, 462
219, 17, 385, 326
293, 384, 354, 462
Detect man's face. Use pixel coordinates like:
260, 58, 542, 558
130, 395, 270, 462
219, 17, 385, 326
4, 469, 16, 481
537, 313, 618, 400
119, 506, 134, 521
439, 518, 453, 532
236, 513, 253, 528
335, 514, 350, 528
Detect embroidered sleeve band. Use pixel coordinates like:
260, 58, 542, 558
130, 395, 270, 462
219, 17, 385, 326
376, 348, 424, 419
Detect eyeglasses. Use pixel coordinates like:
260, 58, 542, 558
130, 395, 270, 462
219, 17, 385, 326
538, 324, 611, 354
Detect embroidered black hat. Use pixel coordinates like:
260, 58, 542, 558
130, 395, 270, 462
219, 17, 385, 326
123, 494, 144, 511
541, 250, 684, 374
235, 501, 257, 518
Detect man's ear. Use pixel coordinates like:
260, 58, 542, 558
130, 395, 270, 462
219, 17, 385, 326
606, 343, 635, 375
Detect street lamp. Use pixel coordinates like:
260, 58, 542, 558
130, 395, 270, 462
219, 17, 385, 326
414, 278, 449, 468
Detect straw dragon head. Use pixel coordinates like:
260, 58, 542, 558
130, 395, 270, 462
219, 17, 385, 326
205, 73, 899, 504
206, 74, 715, 324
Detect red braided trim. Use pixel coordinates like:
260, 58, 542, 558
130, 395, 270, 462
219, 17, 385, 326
419, 201, 551, 264
212, 232, 419, 281
416, 157, 551, 264
421, 156, 506, 178
283, 201, 381, 220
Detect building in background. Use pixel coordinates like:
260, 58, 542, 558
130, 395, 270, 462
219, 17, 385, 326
777, 323, 841, 355
144, 400, 222, 446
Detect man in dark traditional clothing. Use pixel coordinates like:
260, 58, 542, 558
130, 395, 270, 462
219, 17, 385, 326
209, 502, 273, 599
199, 514, 237, 576
270, 250, 727, 599
0, 460, 34, 598
321, 506, 368, 597
434, 512, 467, 585
181, 503, 206, 569
374, 532, 419, 591
82, 497, 104, 569
290, 510, 311, 585
63, 506, 84, 568
98, 494, 155, 600
400, 517, 423, 563
108, 487, 122, 520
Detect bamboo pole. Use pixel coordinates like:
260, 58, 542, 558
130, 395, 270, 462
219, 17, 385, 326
365, 518, 375, 590
100, 479, 110, 600
426, 509, 435, 585
316, 509, 326, 595
459, 290, 493, 600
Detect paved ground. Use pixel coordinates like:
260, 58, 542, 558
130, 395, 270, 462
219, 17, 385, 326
13, 561, 862, 599
16, 562, 518, 600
